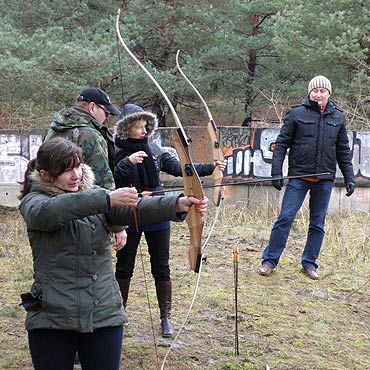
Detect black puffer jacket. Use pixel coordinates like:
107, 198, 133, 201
114, 140, 214, 193
272, 98, 355, 184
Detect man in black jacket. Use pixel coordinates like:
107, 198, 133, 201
259, 75, 355, 280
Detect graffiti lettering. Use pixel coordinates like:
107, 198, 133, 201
0, 128, 366, 194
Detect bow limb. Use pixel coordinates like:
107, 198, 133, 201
207, 121, 225, 206
115, 9, 204, 273
175, 50, 225, 206
172, 130, 204, 272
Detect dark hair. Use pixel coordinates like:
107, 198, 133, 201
18, 138, 83, 199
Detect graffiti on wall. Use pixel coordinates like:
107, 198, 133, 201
0, 133, 43, 184
0, 128, 368, 188
220, 128, 368, 182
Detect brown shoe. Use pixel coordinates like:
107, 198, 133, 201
302, 268, 319, 280
259, 265, 273, 276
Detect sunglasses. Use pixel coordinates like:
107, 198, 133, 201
96, 104, 110, 115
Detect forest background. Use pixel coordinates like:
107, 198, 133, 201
1, 0, 370, 131
1, 2, 370, 370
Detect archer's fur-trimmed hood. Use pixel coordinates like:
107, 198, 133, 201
28, 163, 95, 196
115, 104, 158, 139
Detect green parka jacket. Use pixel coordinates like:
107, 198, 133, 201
19, 165, 185, 333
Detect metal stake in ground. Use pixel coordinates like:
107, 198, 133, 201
232, 245, 240, 356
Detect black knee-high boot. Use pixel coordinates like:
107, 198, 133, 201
117, 278, 131, 308
155, 280, 174, 338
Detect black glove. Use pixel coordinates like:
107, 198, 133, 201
345, 182, 355, 197
271, 175, 284, 191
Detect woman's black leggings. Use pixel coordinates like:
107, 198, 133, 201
115, 228, 171, 281
28, 325, 123, 370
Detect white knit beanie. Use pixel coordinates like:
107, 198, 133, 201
308, 75, 332, 94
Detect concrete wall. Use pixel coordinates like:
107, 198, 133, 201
1, 127, 369, 212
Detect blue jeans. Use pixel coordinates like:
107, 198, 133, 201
28, 325, 123, 370
262, 179, 333, 270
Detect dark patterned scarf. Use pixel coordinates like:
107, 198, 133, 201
118, 137, 159, 189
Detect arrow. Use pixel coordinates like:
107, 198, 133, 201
138, 172, 332, 197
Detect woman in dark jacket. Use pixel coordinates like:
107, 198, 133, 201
18, 138, 207, 370
114, 104, 225, 338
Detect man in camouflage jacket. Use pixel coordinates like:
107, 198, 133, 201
44, 87, 119, 190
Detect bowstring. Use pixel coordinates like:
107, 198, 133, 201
132, 186, 160, 368
160, 259, 203, 370
202, 196, 223, 252
160, 51, 225, 369
138, 240, 161, 368
116, 37, 125, 103
159, 196, 223, 369
115, 5, 125, 103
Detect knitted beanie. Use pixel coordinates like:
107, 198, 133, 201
308, 76, 332, 94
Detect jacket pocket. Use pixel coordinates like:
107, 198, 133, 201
296, 118, 317, 137
325, 120, 340, 139
20, 283, 43, 312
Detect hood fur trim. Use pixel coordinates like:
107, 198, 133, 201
29, 164, 95, 196
115, 111, 158, 139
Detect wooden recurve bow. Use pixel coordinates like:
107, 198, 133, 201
115, 9, 205, 273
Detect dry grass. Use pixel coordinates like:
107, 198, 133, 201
0, 203, 369, 370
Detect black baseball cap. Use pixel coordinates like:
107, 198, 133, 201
77, 88, 120, 115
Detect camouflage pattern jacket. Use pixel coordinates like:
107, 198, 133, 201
44, 107, 115, 190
